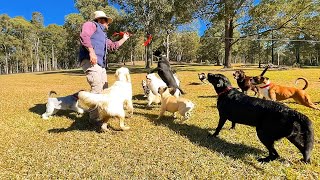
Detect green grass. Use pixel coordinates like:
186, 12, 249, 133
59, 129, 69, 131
0, 63, 319, 179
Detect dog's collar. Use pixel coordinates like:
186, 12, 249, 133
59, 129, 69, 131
218, 86, 233, 96
259, 83, 271, 89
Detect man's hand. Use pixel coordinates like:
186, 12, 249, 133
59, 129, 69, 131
88, 48, 97, 65
123, 33, 130, 41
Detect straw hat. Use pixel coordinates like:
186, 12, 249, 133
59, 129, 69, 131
92, 11, 113, 24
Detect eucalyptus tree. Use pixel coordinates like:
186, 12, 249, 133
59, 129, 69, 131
10, 17, 34, 73
74, 0, 108, 20
30, 12, 44, 72
42, 24, 67, 70
249, 0, 319, 65
198, 0, 253, 68
63, 13, 85, 69
110, 0, 201, 68
169, 31, 200, 62
0, 14, 11, 74
198, 21, 225, 65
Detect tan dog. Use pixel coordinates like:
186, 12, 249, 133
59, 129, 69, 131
251, 76, 319, 110
158, 86, 194, 121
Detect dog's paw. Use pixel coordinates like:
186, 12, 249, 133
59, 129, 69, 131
207, 132, 218, 138
120, 126, 130, 131
125, 113, 133, 118
41, 114, 49, 120
257, 155, 278, 163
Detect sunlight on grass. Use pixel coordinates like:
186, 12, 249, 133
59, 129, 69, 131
0, 64, 319, 178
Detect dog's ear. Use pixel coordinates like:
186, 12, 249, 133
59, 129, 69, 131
168, 87, 176, 95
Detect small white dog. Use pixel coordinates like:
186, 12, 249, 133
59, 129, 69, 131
141, 80, 149, 97
42, 91, 84, 119
143, 79, 161, 107
78, 67, 133, 131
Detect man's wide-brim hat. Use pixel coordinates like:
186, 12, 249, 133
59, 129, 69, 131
92, 11, 113, 24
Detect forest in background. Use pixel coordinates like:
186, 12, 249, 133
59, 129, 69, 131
0, 0, 319, 74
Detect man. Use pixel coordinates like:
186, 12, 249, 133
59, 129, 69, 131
79, 10, 129, 122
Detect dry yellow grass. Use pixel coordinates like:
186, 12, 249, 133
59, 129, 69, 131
0, 63, 319, 179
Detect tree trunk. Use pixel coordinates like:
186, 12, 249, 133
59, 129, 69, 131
5, 49, 9, 74
224, 17, 233, 68
295, 43, 300, 64
271, 30, 274, 64
166, 32, 170, 61
35, 38, 40, 72
51, 44, 55, 70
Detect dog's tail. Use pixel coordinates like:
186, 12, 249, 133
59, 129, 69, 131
289, 113, 314, 163
178, 87, 186, 95
260, 65, 270, 76
295, 77, 309, 90
78, 91, 108, 110
48, 91, 57, 98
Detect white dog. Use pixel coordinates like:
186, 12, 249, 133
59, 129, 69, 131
78, 67, 133, 131
142, 79, 161, 107
42, 91, 84, 119
146, 73, 181, 98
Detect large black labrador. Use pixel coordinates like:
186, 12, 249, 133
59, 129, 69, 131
207, 73, 314, 163
149, 50, 185, 95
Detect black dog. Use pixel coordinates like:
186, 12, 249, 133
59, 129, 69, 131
150, 50, 185, 94
207, 73, 314, 163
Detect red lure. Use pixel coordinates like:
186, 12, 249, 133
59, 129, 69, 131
143, 34, 152, 46
112, 31, 133, 37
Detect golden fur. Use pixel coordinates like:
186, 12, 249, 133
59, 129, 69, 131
157, 86, 194, 121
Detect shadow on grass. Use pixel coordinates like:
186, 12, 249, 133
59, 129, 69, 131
133, 94, 146, 100
188, 82, 203, 85
47, 115, 98, 133
198, 95, 217, 98
29, 103, 97, 132
135, 111, 265, 169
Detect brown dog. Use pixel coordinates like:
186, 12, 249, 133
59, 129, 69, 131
157, 86, 194, 121
251, 76, 319, 110
233, 70, 259, 96
233, 66, 270, 96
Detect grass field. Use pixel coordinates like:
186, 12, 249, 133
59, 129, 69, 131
0, 63, 319, 179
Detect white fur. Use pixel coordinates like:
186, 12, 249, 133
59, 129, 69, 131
146, 73, 167, 96
42, 92, 84, 119
146, 73, 181, 97
78, 67, 133, 131
173, 73, 180, 87
256, 80, 271, 100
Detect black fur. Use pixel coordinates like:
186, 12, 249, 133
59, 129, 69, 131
207, 73, 314, 163
150, 50, 185, 94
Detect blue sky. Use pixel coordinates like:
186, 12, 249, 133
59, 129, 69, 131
0, 0, 207, 35
0, 0, 79, 25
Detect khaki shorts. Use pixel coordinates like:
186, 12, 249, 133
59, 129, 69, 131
81, 59, 107, 94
